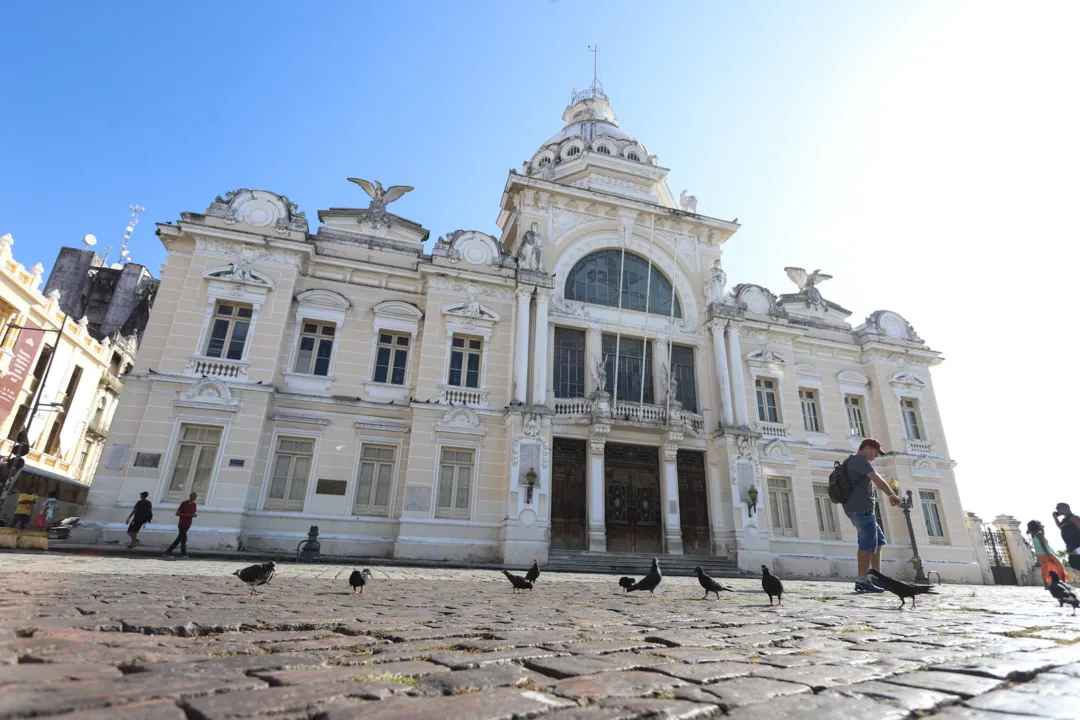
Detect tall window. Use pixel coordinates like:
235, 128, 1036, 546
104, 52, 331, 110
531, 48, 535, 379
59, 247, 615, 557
602, 334, 654, 404
920, 490, 945, 541
845, 395, 867, 437
294, 322, 335, 376
799, 389, 821, 433
813, 484, 841, 540
669, 345, 698, 412
755, 378, 780, 423
447, 336, 482, 388
901, 398, 923, 440
553, 327, 586, 398
167, 425, 222, 501
206, 302, 252, 360
436, 449, 473, 519
354, 444, 395, 516
43, 366, 82, 456
768, 477, 796, 536
373, 332, 410, 385
565, 250, 681, 318
266, 437, 314, 511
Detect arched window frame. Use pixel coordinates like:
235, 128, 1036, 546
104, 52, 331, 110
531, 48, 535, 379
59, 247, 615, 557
564, 250, 682, 318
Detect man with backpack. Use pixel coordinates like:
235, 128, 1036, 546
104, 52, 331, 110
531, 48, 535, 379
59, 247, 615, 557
831, 438, 902, 593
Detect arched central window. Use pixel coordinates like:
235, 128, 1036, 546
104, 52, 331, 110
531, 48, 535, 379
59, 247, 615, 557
565, 250, 681, 318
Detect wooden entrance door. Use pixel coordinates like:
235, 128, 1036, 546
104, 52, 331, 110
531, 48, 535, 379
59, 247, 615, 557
604, 444, 662, 554
677, 450, 711, 555
550, 438, 587, 550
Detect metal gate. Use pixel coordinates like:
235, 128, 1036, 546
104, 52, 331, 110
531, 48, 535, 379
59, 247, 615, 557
983, 527, 1017, 585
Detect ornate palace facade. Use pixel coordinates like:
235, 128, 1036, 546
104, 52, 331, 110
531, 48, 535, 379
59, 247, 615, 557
73, 87, 981, 581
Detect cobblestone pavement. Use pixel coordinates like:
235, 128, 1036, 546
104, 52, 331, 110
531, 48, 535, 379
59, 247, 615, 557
1, 553, 1079, 719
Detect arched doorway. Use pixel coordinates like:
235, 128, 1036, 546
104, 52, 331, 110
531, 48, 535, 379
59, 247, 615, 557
605, 444, 662, 553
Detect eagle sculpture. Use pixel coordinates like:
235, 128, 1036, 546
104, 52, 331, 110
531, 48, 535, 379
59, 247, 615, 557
347, 178, 414, 215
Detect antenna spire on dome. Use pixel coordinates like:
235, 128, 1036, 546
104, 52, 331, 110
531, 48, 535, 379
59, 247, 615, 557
572, 45, 607, 104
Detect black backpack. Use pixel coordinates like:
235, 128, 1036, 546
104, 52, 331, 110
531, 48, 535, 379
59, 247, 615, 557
827, 457, 852, 505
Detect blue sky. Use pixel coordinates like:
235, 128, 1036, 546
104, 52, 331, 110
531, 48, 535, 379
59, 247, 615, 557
2, 2, 1078, 532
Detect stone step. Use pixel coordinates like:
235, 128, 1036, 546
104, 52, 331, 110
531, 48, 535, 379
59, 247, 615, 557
544, 550, 741, 578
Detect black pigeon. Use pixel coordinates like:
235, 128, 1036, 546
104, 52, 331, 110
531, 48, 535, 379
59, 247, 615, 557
525, 560, 540, 584
696, 566, 732, 599
867, 569, 937, 610
502, 570, 533, 593
618, 576, 635, 593
627, 558, 662, 597
234, 561, 275, 596
1049, 571, 1079, 615
761, 565, 783, 606
349, 568, 373, 595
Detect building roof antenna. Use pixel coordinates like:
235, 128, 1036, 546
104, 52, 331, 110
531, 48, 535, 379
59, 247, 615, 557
118, 204, 145, 266
587, 44, 604, 96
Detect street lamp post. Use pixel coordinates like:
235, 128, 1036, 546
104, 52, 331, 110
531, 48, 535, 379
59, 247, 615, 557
891, 479, 928, 584
0, 314, 69, 509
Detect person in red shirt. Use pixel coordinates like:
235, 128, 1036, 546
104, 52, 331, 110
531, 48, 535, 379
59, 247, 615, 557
163, 492, 197, 558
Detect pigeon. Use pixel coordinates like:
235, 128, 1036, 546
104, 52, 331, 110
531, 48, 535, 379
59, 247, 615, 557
695, 566, 733, 599
1049, 571, 1079, 615
618, 576, 635, 593
761, 565, 783, 606
234, 561, 275, 596
502, 570, 533, 593
349, 568, 373, 595
867, 569, 937, 610
627, 558, 662, 597
525, 560, 540, 584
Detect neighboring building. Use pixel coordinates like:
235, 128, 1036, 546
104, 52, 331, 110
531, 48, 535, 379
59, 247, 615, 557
0, 233, 156, 521
72, 86, 982, 582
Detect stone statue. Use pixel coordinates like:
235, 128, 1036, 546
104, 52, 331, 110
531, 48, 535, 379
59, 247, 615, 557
704, 258, 728, 307
347, 177, 414, 225
679, 190, 699, 213
593, 356, 609, 393
517, 222, 543, 272
661, 363, 679, 404
784, 267, 833, 308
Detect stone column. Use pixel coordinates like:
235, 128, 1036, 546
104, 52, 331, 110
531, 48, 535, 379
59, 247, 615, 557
965, 512, 994, 585
993, 514, 1042, 587
709, 320, 734, 427
661, 442, 685, 555
531, 289, 550, 407
513, 286, 532, 405
587, 426, 609, 552
726, 323, 749, 426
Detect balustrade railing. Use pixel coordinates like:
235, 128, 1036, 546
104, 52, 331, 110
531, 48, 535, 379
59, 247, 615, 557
757, 422, 789, 439
906, 439, 935, 455
184, 356, 249, 381
437, 385, 488, 407
554, 397, 591, 416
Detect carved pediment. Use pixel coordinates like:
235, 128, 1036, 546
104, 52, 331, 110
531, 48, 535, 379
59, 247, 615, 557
443, 301, 499, 322
747, 348, 787, 365
890, 371, 927, 387
435, 406, 484, 435
203, 264, 275, 289
296, 289, 350, 311
176, 377, 239, 411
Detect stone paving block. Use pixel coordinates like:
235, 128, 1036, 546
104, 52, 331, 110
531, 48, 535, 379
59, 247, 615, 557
543, 640, 662, 655
824, 679, 958, 712
648, 648, 757, 663
652, 661, 760, 684
933, 654, 1064, 680
881, 669, 1004, 698
182, 683, 409, 719
965, 688, 1078, 719
749, 662, 884, 690
679, 676, 811, 710
319, 687, 574, 719
926, 707, 1039, 719
524, 654, 653, 679
0, 662, 124, 684
723, 692, 911, 720
552, 670, 684, 700
412, 666, 534, 695
0, 674, 266, 719
644, 632, 728, 648
258, 660, 449, 686
547, 698, 721, 719
1048, 662, 1080, 678
426, 647, 567, 669
38, 698, 188, 720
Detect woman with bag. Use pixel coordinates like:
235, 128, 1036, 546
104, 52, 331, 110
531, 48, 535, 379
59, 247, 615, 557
1028, 519, 1068, 586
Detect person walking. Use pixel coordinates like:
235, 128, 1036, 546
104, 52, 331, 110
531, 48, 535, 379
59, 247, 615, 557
163, 492, 197, 558
125, 492, 153, 548
1028, 519, 1068, 586
1053, 503, 1080, 571
842, 438, 903, 594
10, 492, 38, 530
34, 491, 58, 530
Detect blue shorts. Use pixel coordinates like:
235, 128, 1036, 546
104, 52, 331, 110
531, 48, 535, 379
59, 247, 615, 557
847, 511, 886, 553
